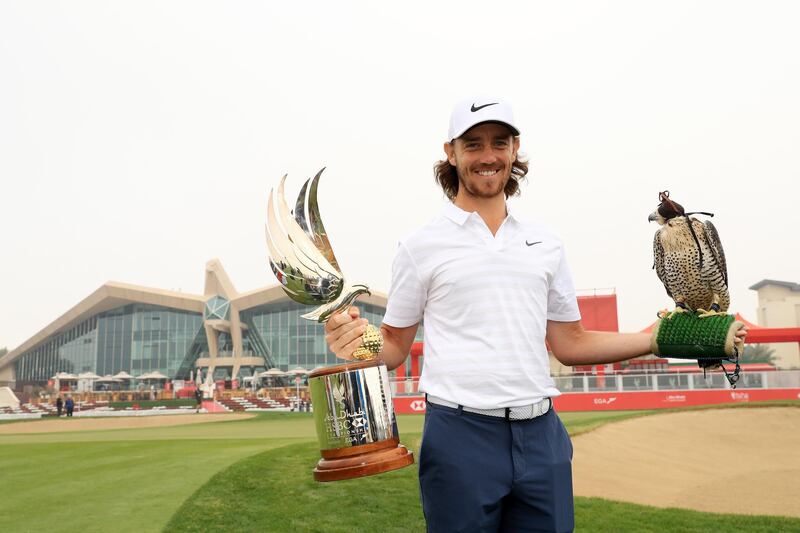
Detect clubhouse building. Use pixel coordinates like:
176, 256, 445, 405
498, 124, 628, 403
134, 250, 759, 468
0, 260, 403, 390
3, 261, 798, 392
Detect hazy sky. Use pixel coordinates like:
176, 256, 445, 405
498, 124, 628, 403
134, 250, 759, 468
2, 1, 798, 350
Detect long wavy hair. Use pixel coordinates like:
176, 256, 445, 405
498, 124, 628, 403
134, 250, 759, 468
434, 147, 529, 201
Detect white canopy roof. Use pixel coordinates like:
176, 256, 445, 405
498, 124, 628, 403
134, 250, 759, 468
259, 368, 286, 377
137, 371, 169, 380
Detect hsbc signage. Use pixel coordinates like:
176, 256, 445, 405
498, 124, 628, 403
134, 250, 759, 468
409, 400, 426, 412
393, 397, 428, 414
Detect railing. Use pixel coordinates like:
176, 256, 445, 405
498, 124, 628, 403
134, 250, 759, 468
389, 370, 800, 396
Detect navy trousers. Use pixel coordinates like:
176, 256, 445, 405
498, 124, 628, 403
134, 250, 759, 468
419, 401, 574, 533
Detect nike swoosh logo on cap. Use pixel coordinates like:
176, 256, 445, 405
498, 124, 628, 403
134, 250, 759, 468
526, 241, 542, 247
471, 102, 499, 112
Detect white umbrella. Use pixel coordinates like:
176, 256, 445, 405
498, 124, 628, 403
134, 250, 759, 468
259, 368, 287, 377
259, 368, 286, 389
113, 371, 133, 380
287, 368, 309, 408
53, 372, 78, 380
96, 375, 122, 383
138, 371, 168, 380
78, 372, 101, 380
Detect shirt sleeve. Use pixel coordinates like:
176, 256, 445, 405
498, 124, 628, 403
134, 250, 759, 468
547, 246, 582, 322
383, 242, 426, 328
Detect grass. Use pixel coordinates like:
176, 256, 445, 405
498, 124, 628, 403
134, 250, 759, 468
0, 438, 298, 533
167, 412, 800, 533
107, 399, 197, 409
165, 437, 424, 533
0, 414, 312, 532
574, 498, 800, 532
1, 405, 798, 532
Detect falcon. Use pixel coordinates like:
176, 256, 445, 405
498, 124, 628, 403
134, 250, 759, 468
648, 191, 729, 319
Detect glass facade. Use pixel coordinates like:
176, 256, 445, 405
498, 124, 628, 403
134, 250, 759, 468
14, 317, 99, 382
241, 301, 422, 371
13, 297, 421, 384
15, 304, 208, 383
204, 295, 230, 321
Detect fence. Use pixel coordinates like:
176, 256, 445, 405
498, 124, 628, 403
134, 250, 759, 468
390, 370, 800, 396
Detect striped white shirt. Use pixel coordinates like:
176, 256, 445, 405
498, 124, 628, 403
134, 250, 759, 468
383, 202, 581, 409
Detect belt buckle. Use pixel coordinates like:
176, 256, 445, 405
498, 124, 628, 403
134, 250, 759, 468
507, 399, 549, 421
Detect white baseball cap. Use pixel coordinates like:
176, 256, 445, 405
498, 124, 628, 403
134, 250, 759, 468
447, 97, 520, 141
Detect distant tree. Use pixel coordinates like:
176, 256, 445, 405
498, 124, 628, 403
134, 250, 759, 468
0, 347, 6, 357
741, 344, 776, 364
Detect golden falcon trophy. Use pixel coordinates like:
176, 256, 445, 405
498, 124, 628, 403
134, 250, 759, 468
265, 169, 414, 482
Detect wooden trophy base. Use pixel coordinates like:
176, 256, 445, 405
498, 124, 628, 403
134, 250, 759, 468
313, 436, 415, 482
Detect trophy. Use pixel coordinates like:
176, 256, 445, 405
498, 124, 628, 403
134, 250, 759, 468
265, 168, 414, 482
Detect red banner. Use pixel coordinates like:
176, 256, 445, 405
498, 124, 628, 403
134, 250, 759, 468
393, 388, 800, 414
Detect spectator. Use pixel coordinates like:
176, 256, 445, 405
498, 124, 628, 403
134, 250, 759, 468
56, 396, 63, 417
65, 396, 74, 417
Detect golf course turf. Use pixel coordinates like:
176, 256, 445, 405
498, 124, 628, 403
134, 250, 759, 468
1, 406, 797, 532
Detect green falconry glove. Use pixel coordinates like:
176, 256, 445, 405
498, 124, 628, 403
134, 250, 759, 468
650, 312, 744, 360
649, 312, 744, 387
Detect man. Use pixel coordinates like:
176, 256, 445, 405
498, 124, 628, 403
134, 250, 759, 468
324, 98, 742, 532
195, 387, 203, 413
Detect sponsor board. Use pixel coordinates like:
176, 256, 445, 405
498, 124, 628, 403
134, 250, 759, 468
409, 400, 426, 412
593, 397, 616, 405
393, 397, 425, 414
394, 388, 800, 413
552, 389, 800, 411
664, 394, 686, 403
730, 392, 750, 402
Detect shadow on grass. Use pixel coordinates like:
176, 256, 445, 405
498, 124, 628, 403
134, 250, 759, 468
166, 435, 425, 533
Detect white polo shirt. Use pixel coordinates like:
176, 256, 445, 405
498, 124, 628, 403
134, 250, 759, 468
383, 202, 581, 409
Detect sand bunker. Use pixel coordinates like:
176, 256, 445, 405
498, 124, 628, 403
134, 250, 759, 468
0, 413, 254, 434
572, 407, 800, 517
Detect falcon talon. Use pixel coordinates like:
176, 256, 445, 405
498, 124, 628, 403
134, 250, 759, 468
697, 310, 726, 319
664, 307, 688, 320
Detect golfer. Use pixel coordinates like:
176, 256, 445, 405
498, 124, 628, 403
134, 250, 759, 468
325, 98, 739, 532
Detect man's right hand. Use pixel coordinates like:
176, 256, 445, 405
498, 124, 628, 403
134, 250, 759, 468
324, 307, 368, 360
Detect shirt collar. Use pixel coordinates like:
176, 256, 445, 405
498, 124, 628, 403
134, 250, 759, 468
442, 202, 470, 225
442, 201, 519, 227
